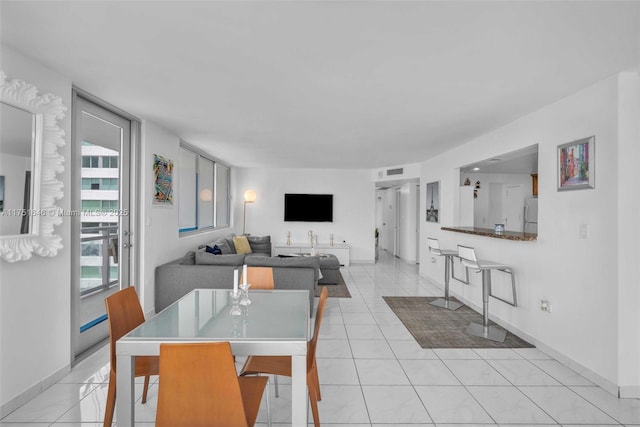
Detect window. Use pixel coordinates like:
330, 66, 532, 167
81, 200, 118, 210
82, 200, 101, 210
215, 163, 230, 227
104, 178, 118, 190
82, 178, 118, 190
82, 178, 97, 189
101, 200, 118, 210
198, 156, 215, 229
82, 156, 99, 168
102, 156, 118, 168
179, 148, 197, 232
178, 143, 230, 234
83, 155, 120, 168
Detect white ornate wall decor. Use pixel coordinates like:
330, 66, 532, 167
0, 70, 66, 262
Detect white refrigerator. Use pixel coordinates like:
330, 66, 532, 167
524, 197, 538, 234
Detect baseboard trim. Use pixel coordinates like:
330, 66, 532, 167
619, 385, 640, 399
399, 256, 417, 265
0, 364, 70, 418
420, 276, 628, 399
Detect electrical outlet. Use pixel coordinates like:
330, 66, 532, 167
540, 300, 551, 312
431, 257, 437, 263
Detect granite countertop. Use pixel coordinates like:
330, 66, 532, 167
441, 226, 537, 241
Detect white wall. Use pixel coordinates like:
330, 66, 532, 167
234, 168, 375, 263
616, 71, 640, 397
138, 124, 236, 314
420, 71, 640, 396
0, 47, 73, 413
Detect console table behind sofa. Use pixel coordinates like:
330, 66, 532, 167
273, 243, 350, 266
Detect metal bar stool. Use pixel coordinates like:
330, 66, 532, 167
457, 245, 517, 342
427, 238, 463, 311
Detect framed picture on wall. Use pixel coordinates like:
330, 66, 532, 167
153, 154, 174, 205
557, 136, 595, 191
426, 181, 440, 223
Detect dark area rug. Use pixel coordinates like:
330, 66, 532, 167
316, 271, 351, 298
383, 296, 533, 348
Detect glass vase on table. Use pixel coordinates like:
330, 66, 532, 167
239, 283, 251, 305
230, 290, 242, 315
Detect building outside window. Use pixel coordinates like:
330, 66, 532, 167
80, 142, 120, 294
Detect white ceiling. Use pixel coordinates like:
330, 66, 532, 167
1, 1, 638, 169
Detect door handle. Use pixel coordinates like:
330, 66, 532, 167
123, 243, 132, 248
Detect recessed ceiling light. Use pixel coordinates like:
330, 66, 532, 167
473, 167, 480, 171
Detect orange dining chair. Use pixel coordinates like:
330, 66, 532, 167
240, 266, 275, 290
240, 286, 328, 427
155, 342, 269, 427
103, 287, 159, 427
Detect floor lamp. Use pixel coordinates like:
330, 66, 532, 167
243, 189, 256, 235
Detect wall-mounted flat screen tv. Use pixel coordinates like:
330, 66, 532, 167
284, 193, 333, 222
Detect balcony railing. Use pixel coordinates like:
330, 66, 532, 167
80, 224, 119, 297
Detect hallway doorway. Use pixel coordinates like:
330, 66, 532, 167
375, 179, 420, 264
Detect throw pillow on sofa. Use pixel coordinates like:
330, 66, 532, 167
205, 244, 222, 255
233, 235, 253, 254
181, 250, 196, 265
224, 233, 237, 254
195, 252, 245, 266
247, 235, 271, 256
208, 237, 234, 254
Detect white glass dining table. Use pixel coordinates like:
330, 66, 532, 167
116, 288, 310, 426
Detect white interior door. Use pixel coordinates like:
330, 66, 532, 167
504, 184, 525, 232
488, 183, 505, 226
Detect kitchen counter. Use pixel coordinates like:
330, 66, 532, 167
441, 226, 537, 241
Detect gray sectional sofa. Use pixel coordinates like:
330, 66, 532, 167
154, 234, 320, 314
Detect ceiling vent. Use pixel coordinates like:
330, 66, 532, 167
386, 168, 404, 176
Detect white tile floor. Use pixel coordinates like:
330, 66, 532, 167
2, 251, 640, 426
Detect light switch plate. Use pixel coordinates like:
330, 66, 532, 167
579, 223, 589, 239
